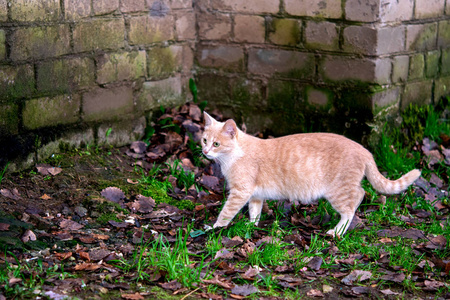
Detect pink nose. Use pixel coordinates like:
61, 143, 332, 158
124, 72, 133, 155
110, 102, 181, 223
203, 149, 208, 155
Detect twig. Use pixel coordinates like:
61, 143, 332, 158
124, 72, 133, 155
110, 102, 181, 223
180, 287, 200, 300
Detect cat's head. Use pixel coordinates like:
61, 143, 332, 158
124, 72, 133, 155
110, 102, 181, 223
201, 112, 239, 160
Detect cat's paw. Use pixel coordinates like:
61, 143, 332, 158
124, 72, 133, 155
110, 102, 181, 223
326, 229, 340, 239
213, 220, 229, 228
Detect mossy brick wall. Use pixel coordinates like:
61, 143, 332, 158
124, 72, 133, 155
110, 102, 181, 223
194, 0, 450, 142
0, 0, 195, 170
3, 0, 450, 170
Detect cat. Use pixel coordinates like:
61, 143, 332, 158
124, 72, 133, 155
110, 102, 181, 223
201, 112, 421, 237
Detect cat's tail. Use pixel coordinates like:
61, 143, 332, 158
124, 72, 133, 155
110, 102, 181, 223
365, 160, 421, 194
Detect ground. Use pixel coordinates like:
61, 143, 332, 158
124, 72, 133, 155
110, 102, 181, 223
0, 103, 449, 300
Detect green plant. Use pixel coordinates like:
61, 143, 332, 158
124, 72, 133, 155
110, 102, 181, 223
166, 159, 197, 191
374, 129, 420, 177
0, 162, 8, 185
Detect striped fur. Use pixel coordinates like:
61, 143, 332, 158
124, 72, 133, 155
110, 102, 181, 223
202, 112, 421, 237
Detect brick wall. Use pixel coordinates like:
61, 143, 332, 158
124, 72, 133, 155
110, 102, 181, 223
195, 0, 450, 141
0, 0, 195, 170
1, 0, 450, 169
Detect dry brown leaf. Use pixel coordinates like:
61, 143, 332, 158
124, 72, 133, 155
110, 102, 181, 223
307, 289, 324, 297
121, 292, 144, 300
54, 252, 72, 261
74, 262, 101, 271
59, 219, 84, 231
40, 194, 51, 200
0, 223, 10, 231
21, 229, 36, 243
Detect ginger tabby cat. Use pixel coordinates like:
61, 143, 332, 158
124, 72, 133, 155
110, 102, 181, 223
201, 112, 421, 237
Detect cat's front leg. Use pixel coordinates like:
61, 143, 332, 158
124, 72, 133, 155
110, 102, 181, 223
248, 197, 264, 226
213, 190, 253, 228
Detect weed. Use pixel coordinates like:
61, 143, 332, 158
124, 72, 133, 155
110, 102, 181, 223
0, 162, 8, 185
223, 217, 257, 239
166, 159, 197, 191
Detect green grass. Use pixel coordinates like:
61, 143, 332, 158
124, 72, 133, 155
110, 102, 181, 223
111, 226, 209, 288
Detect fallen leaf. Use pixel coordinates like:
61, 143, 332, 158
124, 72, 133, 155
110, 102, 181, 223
351, 286, 369, 295
424, 280, 447, 290
203, 275, 234, 289
40, 194, 51, 200
121, 292, 144, 300
101, 187, 125, 203
21, 229, 36, 243
0, 223, 10, 231
54, 252, 72, 260
130, 141, 147, 154
74, 262, 101, 271
429, 173, 444, 188
0, 188, 22, 200
231, 284, 258, 296
47, 167, 62, 176
380, 289, 399, 295
243, 266, 261, 278
214, 248, 234, 260
380, 272, 405, 283
426, 235, 447, 250
341, 270, 372, 285
89, 249, 111, 261
307, 289, 324, 297
59, 219, 84, 231
307, 256, 323, 271
159, 280, 182, 291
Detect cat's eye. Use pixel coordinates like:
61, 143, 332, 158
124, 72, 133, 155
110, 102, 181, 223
213, 142, 220, 147
202, 138, 207, 144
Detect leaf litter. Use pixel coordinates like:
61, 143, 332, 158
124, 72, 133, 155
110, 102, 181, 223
0, 103, 449, 299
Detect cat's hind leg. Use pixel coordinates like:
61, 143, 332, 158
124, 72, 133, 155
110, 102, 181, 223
326, 186, 365, 238
248, 197, 264, 226
213, 190, 253, 228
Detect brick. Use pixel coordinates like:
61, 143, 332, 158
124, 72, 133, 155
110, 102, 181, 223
196, 73, 231, 105
402, 81, 433, 109
0, 0, 7, 21
285, 0, 341, 18
372, 87, 401, 115
171, 0, 192, 9
0, 104, 19, 135
147, 46, 182, 79
441, 48, 450, 75
23, 95, 80, 129
93, 0, 120, 15
149, 0, 171, 16
305, 21, 339, 51
138, 75, 183, 111
345, 0, 379, 22
97, 117, 146, 146
438, 20, 450, 48
198, 13, 231, 40
268, 18, 301, 46
74, 19, 125, 52
406, 23, 437, 51
0, 30, 5, 61
376, 26, 405, 54
175, 11, 196, 40
37, 58, 95, 93
10, 0, 60, 22
10, 25, 71, 61
211, 0, 279, 14
128, 15, 175, 45
97, 51, 146, 84
83, 86, 134, 122
392, 55, 409, 83
197, 45, 244, 72
380, 0, 414, 22
248, 49, 315, 79
120, 0, 147, 13
322, 56, 391, 84
343, 26, 377, 55
64, 0, 91, 20
434, 76, 450, 101
180, 44, 194, 73
408, 54, 425, 80
0, 64, 35, 101
414, 0, 445, 19
426, 50, 440, 78
306, 87, 333, 108
234, 15, 265, 43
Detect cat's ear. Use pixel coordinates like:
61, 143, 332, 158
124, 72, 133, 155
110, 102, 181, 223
223, 119, 238, 139
203, 111, 215, 128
